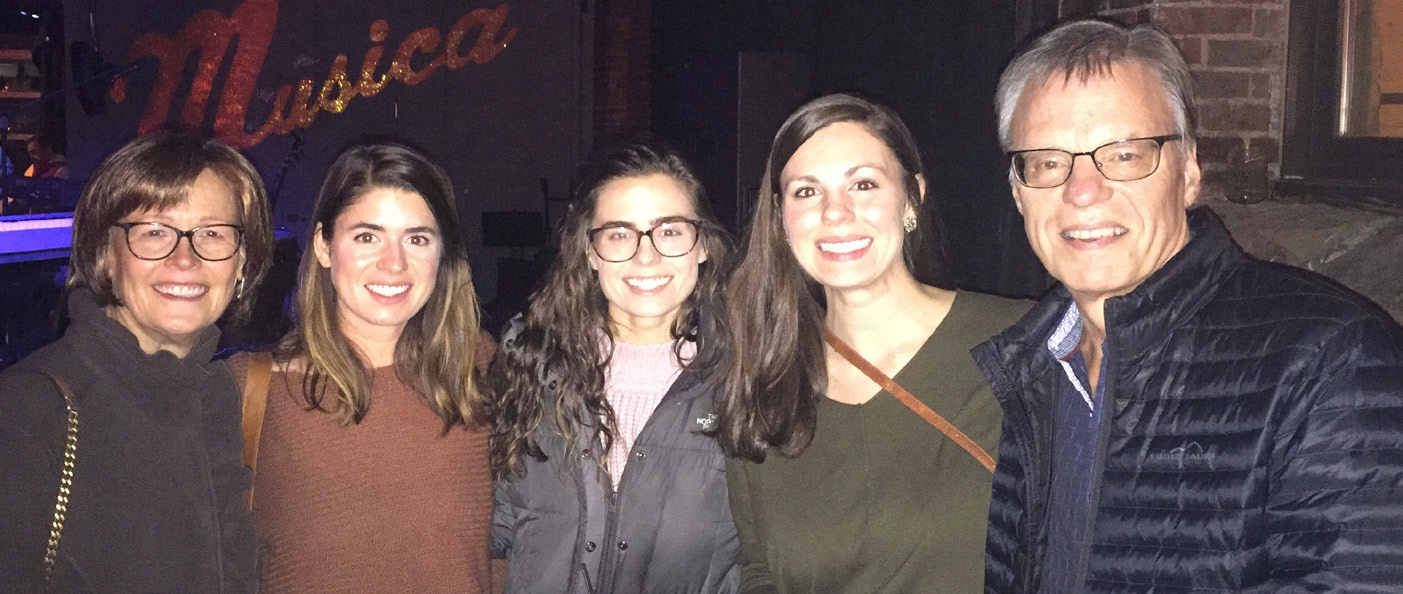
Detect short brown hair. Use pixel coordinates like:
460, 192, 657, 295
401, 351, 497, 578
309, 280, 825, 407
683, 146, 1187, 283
69, 131, 274, 319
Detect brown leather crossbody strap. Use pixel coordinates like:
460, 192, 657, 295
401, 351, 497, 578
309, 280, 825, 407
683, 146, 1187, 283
38, 372, 78, 586
823, 329, 996, 473
240, 351, 273, 507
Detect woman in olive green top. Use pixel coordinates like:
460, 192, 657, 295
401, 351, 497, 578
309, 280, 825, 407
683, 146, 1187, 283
712, 94, 1031, 593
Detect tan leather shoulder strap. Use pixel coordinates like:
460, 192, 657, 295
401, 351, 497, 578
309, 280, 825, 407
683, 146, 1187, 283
240, 351, 273, 507
823, 329, 996, 473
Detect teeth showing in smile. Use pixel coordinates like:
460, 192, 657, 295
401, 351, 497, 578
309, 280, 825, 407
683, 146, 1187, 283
367, 284, 410, 297
817, 238, 872, 254
1062, 227, 1127, 241
625, 276, 671, 291
155, 284, 207, 298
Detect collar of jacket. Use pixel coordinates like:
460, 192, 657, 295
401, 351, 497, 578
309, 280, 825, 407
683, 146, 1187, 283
59, 286, 226, 399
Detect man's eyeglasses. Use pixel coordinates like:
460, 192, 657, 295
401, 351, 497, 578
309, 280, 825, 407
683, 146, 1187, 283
114, 222, 245, 262
587, 218, 704, 263
1007, 134, 1182, 189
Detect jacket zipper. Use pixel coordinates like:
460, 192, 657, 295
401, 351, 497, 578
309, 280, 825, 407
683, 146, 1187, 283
1071, 343, 1115, 590
590, 369, 700, 592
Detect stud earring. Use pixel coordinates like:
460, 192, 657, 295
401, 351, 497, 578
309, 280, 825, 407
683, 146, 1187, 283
903, 218, 918, 233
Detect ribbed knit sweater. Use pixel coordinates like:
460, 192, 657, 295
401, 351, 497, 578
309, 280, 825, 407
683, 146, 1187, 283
230, 356, 492, 593
602, 339, 694, 488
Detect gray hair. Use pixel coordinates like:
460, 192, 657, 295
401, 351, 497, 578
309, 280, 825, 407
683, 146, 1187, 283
995, 19, 1196, 151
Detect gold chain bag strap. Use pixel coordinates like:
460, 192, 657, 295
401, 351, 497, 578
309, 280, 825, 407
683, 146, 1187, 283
38, 371, 79, 585
823, 329, 996, 472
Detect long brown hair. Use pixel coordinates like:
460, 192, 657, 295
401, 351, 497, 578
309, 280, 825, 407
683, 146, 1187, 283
487, 140, 731, 479
277, 140, 484, 431
713, 93, 939, 462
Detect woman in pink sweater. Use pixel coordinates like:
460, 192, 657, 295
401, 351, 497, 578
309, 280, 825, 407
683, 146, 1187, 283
233, 140, 491, 592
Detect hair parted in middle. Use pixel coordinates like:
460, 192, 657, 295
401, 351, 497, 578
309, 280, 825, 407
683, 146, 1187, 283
711, 93, 942, 462
487, 139, 731, 480
276, 139, 485, 432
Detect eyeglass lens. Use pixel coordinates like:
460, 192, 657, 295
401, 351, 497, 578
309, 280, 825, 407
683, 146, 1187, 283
1014, 137, 1167, 188
591, 220, 700, 262
123, 222, 242, 261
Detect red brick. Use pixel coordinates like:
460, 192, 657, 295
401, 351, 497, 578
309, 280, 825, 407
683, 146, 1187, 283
1059, 0, 1102, 19
1195, 135, 1246, 166
1199, 102, 1272, 132
1194, 70, 1252, 99
1156, 6, 1254, 35
1207, 39, 1275, 68
1109, 0, 1153, 10
1250, 73, 1273, 99
1176, 36, 1204, 65
1247, 137, 1280, 163
1253, 8, 1286, 37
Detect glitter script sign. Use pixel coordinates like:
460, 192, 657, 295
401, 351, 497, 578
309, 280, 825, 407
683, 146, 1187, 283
111, 0, 518, 149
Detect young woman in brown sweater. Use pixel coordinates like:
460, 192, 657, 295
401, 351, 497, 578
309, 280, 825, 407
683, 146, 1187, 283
231, 140, 491, 592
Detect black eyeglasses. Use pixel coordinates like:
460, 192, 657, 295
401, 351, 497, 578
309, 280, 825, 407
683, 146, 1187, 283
114, 222, 245, 261
587, 218, 704, 263
1007, 133, 1182, 188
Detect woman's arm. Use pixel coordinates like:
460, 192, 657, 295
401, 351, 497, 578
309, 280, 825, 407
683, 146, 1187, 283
204, 363, 258, 592
726, 456, 780, 594
0, 367, 69, 592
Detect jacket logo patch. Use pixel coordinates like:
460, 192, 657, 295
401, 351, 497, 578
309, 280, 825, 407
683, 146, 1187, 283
695, 414, 716, 431
1150, 441, 1215, 469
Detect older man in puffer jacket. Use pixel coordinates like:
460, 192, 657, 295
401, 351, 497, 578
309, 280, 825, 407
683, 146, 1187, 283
974, 19, 1403, 593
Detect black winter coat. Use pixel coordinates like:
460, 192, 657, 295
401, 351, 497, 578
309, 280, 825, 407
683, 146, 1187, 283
491, 326, 739, 593
973, 209, 1403, 592
0, 289, 256, 593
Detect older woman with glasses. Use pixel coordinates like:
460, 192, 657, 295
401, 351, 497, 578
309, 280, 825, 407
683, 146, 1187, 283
0, 131, 273, 592
488, 140, 738, 592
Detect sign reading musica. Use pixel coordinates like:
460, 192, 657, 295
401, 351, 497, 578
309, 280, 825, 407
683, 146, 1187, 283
112, 0, 518, 149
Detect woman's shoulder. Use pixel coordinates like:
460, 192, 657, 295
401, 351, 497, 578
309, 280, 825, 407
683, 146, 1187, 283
951, 290, 1035, 330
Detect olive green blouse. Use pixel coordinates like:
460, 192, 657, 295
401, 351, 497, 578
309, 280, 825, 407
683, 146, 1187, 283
727, 291, 1031, 593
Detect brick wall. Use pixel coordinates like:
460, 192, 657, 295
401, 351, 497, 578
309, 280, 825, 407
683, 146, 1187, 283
1061, 0, 1289, 197
593, 0, 652, 148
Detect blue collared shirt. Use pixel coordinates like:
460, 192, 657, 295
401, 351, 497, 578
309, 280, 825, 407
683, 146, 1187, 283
1039, 304, 1106, 593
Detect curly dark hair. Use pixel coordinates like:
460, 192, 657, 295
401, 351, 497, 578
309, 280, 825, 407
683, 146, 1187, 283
487, 140, 731, 479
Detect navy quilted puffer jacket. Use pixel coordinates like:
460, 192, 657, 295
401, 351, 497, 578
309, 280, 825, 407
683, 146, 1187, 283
973, 209, 1403, 592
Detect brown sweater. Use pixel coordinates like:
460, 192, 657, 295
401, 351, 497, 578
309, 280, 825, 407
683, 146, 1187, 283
231, 355, 492, 593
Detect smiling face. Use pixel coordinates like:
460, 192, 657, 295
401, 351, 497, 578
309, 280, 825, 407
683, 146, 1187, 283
1008, 62, 1201, 309
779, 121, 920, 293
314, 187, 442, 350
588, 173, 707, 343
105, 169, 244, 357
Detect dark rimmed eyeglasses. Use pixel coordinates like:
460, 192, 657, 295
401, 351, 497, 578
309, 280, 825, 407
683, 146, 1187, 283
114, 222, 245, 262
587, 218, 705, 263
1007, 133, 1183, 189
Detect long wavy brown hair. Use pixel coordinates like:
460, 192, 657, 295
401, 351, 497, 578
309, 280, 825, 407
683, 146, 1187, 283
487, 140, 731, 479
712, 93, 945, 462
276, 140, 484, 431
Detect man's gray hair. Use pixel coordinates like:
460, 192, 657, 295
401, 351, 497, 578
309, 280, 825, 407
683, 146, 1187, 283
995, 19, 1196, 150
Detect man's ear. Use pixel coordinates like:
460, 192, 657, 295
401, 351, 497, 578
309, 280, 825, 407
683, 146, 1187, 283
1009, 180, 1027, 216
312, 223, 332, 268
1181, 142, 1202, 208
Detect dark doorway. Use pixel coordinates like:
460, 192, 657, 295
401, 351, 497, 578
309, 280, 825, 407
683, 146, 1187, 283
652, 0, 1055, 298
